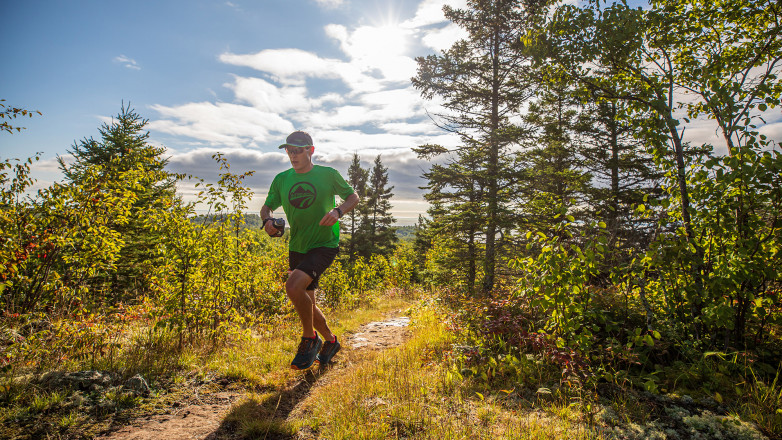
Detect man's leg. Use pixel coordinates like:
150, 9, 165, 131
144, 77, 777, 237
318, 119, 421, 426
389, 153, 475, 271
286, 269, 317, 337
307, 289, 334, 342
288, 247, 340, 367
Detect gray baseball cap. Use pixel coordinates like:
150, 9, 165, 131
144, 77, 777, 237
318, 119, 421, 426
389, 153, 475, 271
279, 131, 313, 148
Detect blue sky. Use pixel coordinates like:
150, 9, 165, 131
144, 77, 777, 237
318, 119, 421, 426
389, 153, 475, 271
2, 0, 475, 224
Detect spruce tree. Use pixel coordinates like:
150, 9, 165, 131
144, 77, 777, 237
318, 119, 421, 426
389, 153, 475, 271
518, 77, 591, 235
413, 145, 485, 291
58, 103, 176, 301
575, 99, 662, 262
356, 155, 397, 258
343, 152, 369, 260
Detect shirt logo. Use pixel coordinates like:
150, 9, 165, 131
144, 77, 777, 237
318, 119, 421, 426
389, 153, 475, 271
289, 182, 317, 209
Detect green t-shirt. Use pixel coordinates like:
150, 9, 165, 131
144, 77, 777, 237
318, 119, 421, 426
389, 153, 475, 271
264, 165, 355, 253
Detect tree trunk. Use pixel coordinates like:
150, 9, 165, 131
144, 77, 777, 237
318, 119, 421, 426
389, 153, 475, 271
609, 102, 620, 243
482, 29, 501, 293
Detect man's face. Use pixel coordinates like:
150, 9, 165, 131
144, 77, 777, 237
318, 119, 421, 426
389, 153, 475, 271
286, 146, 313, 171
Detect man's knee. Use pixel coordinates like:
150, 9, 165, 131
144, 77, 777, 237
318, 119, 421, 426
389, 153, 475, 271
286, 270, 313, 298
285, 278, 299, 298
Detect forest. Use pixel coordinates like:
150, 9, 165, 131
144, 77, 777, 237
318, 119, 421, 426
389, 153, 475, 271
1, 0, 781, 438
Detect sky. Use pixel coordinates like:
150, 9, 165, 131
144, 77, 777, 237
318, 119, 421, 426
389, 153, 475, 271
2, 0, 779, 226
1, 0, 476, 225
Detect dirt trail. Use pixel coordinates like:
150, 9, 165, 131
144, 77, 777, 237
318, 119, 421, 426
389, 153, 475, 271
98, 315, 411, 440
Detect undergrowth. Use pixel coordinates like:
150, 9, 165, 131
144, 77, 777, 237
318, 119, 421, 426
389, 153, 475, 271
0, 289, 414, 440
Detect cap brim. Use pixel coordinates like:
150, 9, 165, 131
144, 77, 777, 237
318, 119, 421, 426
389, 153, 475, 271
279, 143, 312, 149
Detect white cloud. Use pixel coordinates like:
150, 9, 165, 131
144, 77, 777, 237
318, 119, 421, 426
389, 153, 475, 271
326, 24, 418, 83
149, 102, 294, 148
298, 87, 429, 130
308, 128, 460, 158
420, 22, 468, 52
313, 0, 345, 9
302, 105, 375, 129
221, 24, 418, 94
114, 55, 140, 70
227, 76, 311, 113
402, 0, 468, 28
224, 1, 244, 12
400, 1, 468, 54
379, 121, 443, 135
220, 49, 345, 86
682, 118, 724, 152
360, 88, 427, 116
759, 121, 782, 147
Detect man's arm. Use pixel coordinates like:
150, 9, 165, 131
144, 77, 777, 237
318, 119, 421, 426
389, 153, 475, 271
319, 193, 359, 226
260, 204, 279, 236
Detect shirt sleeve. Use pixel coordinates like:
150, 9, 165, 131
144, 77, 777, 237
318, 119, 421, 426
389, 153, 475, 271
332, 168, 355, 200
264, 174, 282, 211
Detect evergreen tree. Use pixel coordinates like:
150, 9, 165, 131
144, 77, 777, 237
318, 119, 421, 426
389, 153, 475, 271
413, 145, 485, 291
517, 76, 591, 237
343, 152, 369, 260
356, 155, 397, 258
57, 103, 176, 301
575, 98, 662, 262
412, 0, 538, 292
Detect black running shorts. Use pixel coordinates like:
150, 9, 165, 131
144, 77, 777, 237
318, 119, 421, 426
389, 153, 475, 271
289, 246, 339, 290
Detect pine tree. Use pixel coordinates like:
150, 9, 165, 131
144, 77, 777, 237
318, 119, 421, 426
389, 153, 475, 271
356, 155, 397, 258
58, 103, 176, 301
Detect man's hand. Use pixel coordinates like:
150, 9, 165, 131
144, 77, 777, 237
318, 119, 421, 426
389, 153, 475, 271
319, 209, 340, 227
264, 218, 280, 236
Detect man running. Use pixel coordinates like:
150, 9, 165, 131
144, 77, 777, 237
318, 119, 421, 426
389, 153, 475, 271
261, 130, 359, 370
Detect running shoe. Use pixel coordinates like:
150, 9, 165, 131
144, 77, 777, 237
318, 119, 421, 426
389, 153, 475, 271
316, 336, 341, 365
291, 335, 323, 370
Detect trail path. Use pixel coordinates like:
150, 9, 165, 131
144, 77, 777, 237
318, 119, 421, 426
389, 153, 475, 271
98, 315, 411, 440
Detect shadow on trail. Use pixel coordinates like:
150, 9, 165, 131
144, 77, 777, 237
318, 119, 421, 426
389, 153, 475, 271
206, 369, 325, 440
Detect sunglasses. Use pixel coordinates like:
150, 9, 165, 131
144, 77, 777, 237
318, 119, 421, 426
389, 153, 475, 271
285, 146, 311, 156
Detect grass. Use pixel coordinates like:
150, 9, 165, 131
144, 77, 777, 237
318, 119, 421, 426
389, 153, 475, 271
204, 294, 414, 387
740, 367, 782, 436
223, 391, 297, 438
283, 300, 601, 439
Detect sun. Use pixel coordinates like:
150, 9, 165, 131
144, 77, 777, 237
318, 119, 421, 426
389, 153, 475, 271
351, 24, 410, 60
